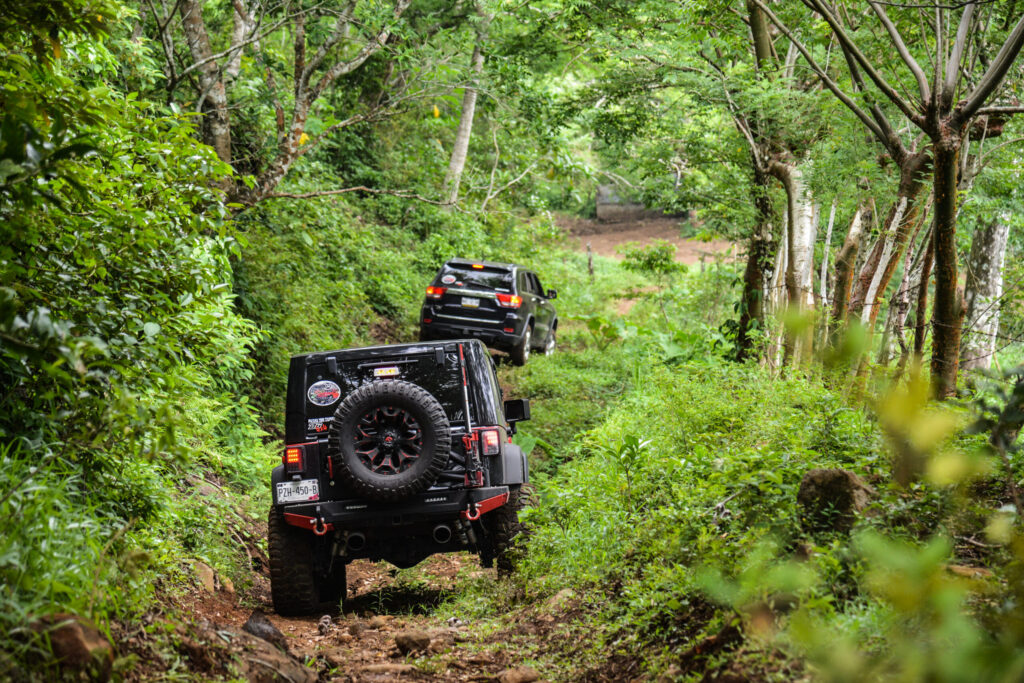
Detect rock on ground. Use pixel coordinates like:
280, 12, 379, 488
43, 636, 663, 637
193, 561, 217, 593
242, 610, 288, 652
797, 468, 874, 533
497, 666, 541, 683
394, 630, 431, 654
233, 630, 316, 683
34, 613, 114, 681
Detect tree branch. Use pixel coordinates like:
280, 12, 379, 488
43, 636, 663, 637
751, 0, 887, 142
310, 0, 412, 102
957, 12, 1024, 123
805, 0, 924, 126
480, 160, 538, 212
943, 3, 976, 107
977, 105, 1024, 114
869, 0, 931, 101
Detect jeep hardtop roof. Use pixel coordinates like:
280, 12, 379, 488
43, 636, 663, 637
286, 339, 503, 443
290, 338, 489, 364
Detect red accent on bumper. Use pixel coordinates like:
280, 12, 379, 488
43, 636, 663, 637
461, 492, 510, 520
283, 513, 335, 532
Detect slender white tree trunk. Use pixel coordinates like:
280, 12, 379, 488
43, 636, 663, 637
444, 14, 491, 205
768, 210, 788, 315
788, 166, 817, 308
819, 199, 837, 302
860, 196, 909, 326
961, 217, 1010, 371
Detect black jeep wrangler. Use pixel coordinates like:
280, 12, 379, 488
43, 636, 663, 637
268, 339, 530, 616
419, 258, 557, 366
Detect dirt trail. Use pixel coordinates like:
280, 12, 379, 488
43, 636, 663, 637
559, 215, 735, 265
155, 551, 563, 682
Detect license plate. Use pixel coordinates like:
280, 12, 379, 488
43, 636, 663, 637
461, 297, 480, 308
276, 478, 320, 503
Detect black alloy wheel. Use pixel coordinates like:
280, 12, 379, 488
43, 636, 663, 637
354, 405, 423, 475
330, 381, 451, 501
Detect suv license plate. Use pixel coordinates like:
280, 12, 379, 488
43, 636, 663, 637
461, 297, 480, 308
276, 479, 320, 503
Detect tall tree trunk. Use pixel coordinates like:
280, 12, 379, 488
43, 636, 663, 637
831, 206, 865, 331
961, 218, 1010, 371
771, 162, 816, 310
179, 0, 232, 164
819, 199, 837, 305
913, 229, 934, 359
878, 219, 927, 366
931, 136, 964, 398
736, 167, 775, 361
770, 162, 816, 364
849, 155, 927, 326
444, 13, 491, 205
769, 208, 789, 315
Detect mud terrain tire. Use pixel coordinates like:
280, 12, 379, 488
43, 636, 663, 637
268, 509, 346, 615
329, 381, 450, 501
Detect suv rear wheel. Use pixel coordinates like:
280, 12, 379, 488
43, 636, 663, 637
268, 509, 346, 615
329, 381, 451, 501
511, 327, 531, 366
483, 488, 525, 575
542, 327, 556, 355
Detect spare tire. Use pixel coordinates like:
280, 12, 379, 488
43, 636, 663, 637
328, 381, 451, 501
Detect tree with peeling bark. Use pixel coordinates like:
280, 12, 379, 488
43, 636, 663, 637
751, 0, 1024, 398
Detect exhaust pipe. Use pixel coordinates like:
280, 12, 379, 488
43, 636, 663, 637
432, 524, 453, 544
346, 532, 366, 551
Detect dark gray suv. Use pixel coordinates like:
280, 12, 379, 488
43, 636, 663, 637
419, 258, 557, 365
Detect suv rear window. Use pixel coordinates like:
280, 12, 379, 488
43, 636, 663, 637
436, 264, 513, 292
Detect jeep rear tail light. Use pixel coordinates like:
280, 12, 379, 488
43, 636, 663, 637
496, 293, 522, 308
284, 446, 304, 473
480, 429, 500, 455
426, 286, 446, 299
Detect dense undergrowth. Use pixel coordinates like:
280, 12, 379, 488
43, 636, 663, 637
441, 257, 1024, 681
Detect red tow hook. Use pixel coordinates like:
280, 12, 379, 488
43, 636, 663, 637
463, 502, 481, 521
313, 516, 329, 536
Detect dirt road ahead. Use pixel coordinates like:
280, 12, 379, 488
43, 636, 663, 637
559, 216, 736, 265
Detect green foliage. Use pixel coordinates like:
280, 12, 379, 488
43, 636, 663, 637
618, 240, 682, 280
0, 4, 275, 668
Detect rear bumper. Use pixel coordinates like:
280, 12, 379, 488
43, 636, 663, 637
420, 309, 524, 348
278, 485, 511, 532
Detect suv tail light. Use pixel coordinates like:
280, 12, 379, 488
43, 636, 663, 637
284, 446, 304, 473
425, 286, 446, 299
480, 429, 500, 455
496, 293, 522, 308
